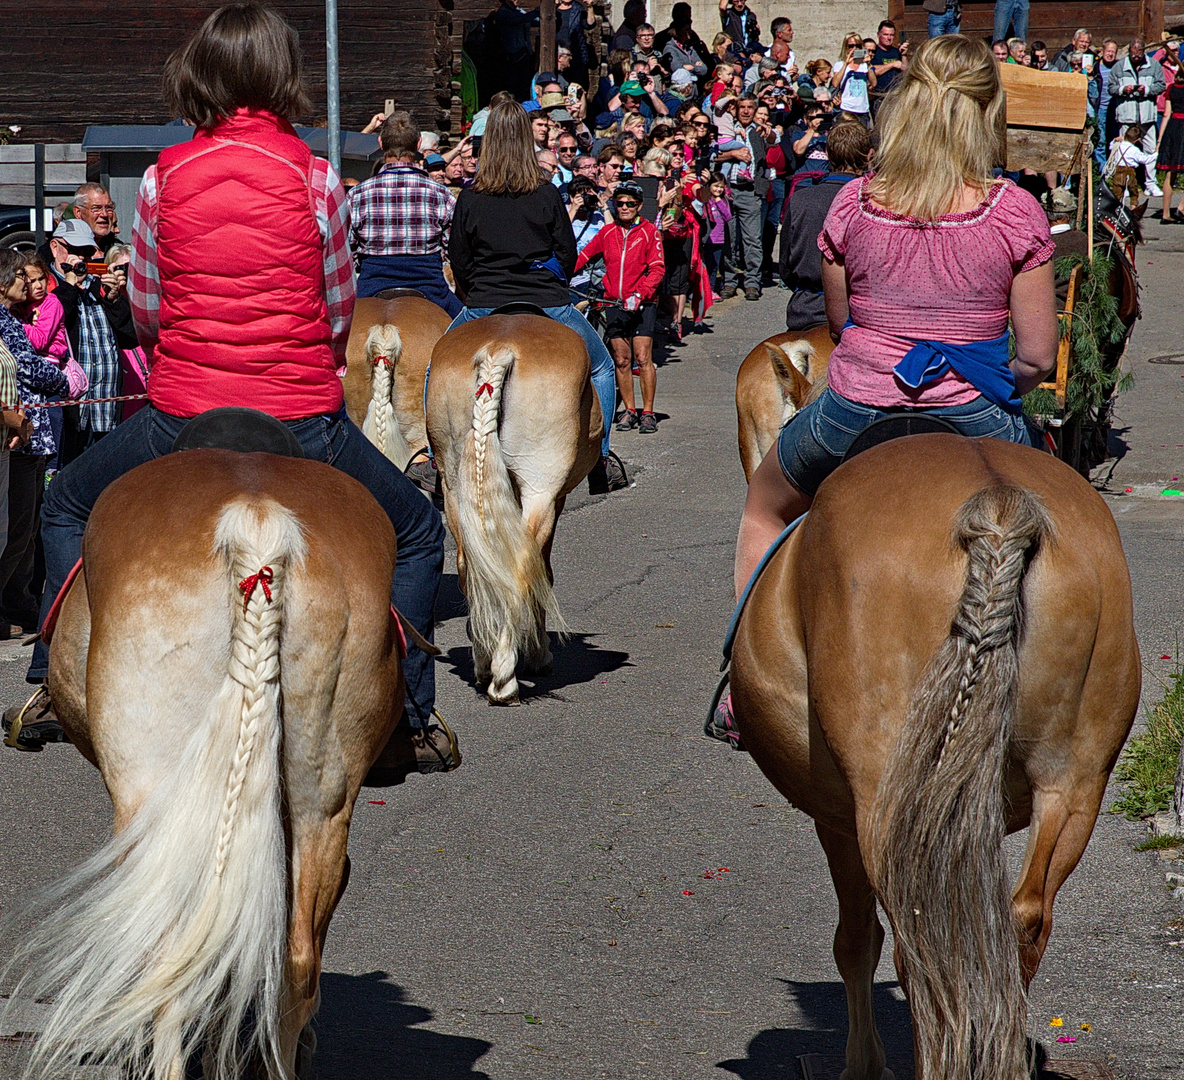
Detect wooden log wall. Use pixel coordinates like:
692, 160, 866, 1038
889, 0, 1157, 48
1, 0, 451, 145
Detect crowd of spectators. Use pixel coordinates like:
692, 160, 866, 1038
0, 5, 1172, 621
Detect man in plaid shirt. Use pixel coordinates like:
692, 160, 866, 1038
348, 111, 462, 316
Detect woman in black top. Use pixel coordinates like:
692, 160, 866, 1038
1156, 66, 1184, 221
447, 100, 621, 487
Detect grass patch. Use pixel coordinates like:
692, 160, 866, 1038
1134, 834, 1184, 852
1111, 660, 1184, 820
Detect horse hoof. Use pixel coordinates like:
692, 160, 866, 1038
488, 692, 521, 707
528, 650, 554, 676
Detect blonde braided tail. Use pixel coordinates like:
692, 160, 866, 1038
933, 495, 1042, 768
470, 344, 515, 530
363, 323, 402, 463
212, 503, 303, 878
870, 484, 1050, 1080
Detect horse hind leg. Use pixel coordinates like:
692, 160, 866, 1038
815, 822, 895, 1080
520, 493, 562, 676
1011, 777, 1107, 987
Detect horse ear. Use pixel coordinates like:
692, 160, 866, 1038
764, 343, 794, 386
765, 342, 812, 395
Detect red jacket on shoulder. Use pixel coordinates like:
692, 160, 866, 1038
574, 219, 666, 304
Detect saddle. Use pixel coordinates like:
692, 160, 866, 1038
372, 287, 427, 301
489, 302, 553, 319
840, 414, 960, 463
171, 407, 304, 457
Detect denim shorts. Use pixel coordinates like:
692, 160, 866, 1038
776, 386, 1041, 496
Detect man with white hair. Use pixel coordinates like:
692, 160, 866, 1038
1053, 28, 1093, 70
418, 131, 441, 153
745, 55, 779, 89
71, 183, 119, 255
1109, 37, 1165, 155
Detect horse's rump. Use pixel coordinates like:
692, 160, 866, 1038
733, 434, 1139, 1080
8, 451, 403, 1080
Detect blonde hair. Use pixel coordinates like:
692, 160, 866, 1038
840, 30, 862, 54
473, 100, 544, 195
867, 34, 1004, 221
639, 147, 672, 175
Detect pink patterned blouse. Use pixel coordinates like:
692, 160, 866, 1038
817, 176, 1055, 408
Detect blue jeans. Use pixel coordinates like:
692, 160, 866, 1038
993, 0, 1028, 43
776, 386, 1041, 497
30, 405, 445, 726
928, 8, 961, 36
357, 253, 464, 318
446, 305, 615, 458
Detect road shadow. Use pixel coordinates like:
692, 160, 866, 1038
440, 632, 631, 702
314, 970, 492, 1080
715, 979, 915, 1080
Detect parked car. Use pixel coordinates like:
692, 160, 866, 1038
0, 205, 40, 252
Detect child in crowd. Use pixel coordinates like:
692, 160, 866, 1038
15, 255, 87, 399
696, 173, 731, 297
1105, 124, 1158, 206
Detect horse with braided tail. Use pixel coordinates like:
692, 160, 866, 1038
730, 435, 1140, 1080
2, 449, 410, 1080
427, 313, 602, 704
344, 294, 452, 467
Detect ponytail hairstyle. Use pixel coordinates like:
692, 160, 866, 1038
867, 34, 1004, 221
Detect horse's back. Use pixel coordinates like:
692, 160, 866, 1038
427, 313, 599, 491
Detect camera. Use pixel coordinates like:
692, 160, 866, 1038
852, 48, 867, 61
470, 135, 482, 157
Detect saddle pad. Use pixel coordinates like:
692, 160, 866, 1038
40, 557, 84, 647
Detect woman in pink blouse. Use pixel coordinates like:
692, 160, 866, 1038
733, 34, 1058, 597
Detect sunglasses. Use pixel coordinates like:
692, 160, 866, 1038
615, 199, 640, 208
558, 146, 578, 154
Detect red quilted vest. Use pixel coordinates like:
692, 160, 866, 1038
149, 109, 342, 420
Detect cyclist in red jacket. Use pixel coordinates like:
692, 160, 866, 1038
574, 180, 666, 434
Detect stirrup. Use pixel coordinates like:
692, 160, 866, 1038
4, 686, 49, 749
431, 708, 462, 770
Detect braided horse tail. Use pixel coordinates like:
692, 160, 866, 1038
453, 342, 563, 702
870, 485, 1050, 1080
5, 499, 305, 1080
362, 323, 414, 469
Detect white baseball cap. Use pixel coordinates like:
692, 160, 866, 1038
52, 218, 97, 248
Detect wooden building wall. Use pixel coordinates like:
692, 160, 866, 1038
1, 0, 451, 145
890, 0, 1180, 48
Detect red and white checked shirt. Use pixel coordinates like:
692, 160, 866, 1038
129, 155, 356, 369
346, 164, 456, 257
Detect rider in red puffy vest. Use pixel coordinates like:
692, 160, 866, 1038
5, 3, 458, 773
147, 109, 342, 419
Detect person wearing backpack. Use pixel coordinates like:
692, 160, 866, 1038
778, 121, 871, 331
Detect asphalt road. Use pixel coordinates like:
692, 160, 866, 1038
1, 240, 1182, 1080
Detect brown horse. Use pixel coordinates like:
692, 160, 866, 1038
735, 326, 833, 482
5, 450, 407, 1080
426, 313, 601, 704
730, 436, 1139, 1080
344, 294, 451, 468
